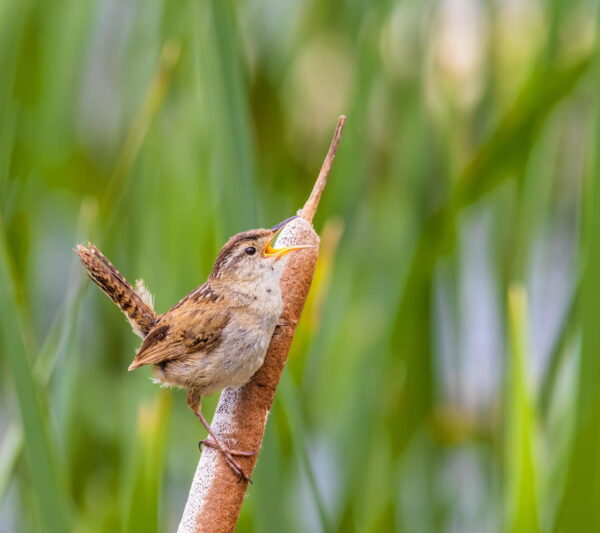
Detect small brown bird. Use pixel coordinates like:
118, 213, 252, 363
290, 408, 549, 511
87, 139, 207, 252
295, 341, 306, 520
76, 216, 313, 481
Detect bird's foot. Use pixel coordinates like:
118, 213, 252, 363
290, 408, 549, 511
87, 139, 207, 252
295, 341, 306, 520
276, 319, 297, 329
200, 438, 256, 457
189, 399, 253, 482
197, 439, 254, 483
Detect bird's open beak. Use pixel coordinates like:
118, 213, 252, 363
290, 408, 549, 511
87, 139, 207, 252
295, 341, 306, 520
262, 216, 315, 258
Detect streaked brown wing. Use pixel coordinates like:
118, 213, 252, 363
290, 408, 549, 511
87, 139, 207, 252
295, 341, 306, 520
128, 303, 230, 370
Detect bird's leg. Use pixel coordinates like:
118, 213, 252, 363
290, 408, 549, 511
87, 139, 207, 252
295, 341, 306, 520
186, 391, 253, 482
194, 409, 253, 482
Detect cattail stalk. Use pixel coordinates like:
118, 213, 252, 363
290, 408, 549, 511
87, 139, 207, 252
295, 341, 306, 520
178, 116, 346, 533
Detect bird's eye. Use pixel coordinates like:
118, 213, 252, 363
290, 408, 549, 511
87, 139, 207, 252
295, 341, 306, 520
245, 246, 256, 256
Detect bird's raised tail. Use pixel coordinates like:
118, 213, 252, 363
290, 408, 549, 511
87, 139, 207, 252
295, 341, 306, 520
75, 243, 158, 338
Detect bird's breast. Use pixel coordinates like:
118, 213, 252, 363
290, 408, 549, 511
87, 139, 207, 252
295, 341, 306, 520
193, 287, 283, 395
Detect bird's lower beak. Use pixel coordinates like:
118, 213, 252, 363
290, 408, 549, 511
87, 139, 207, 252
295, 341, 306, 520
262, 216, 315, 258
262, 239, 313, 258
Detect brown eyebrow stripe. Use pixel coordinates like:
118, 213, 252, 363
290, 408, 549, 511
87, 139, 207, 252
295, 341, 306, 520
228, 230, 266, 243
209, 228, 271, 277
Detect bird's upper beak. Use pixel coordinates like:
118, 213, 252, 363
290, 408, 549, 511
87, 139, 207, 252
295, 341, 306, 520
262, 216, 315, 258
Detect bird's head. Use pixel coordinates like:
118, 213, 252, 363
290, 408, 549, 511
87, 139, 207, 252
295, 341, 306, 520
209, 216, 314, 282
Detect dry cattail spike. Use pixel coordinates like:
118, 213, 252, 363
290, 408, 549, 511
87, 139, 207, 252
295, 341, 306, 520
178, 116, 346, 533
301, 115, 346, 223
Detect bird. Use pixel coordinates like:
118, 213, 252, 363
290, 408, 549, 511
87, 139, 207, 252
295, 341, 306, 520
75, 216, 314, 481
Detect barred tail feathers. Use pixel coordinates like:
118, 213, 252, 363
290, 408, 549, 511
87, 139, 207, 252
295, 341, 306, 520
75, 244, 158, 337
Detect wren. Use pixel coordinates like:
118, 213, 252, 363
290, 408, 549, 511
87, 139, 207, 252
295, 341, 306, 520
76, 216, 313, 481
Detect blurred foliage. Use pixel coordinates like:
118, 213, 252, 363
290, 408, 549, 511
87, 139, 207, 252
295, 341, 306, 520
0, 0, 599, 531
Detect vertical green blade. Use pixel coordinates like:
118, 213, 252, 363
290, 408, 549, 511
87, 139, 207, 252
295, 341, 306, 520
506, 285, 539, 533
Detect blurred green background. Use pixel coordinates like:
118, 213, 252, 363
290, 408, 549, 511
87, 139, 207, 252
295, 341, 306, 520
1, 0, 599, 531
